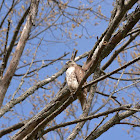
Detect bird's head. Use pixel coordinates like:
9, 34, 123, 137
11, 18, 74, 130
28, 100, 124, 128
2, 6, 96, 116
66, 60, 76, 67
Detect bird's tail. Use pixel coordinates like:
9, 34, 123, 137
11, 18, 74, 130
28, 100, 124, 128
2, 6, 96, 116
77, 89, 87, 111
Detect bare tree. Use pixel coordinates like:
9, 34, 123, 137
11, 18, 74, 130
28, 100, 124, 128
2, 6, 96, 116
0, 0, 140, 139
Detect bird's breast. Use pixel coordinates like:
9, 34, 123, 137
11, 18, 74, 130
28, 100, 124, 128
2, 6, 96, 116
66, 67, 79, 91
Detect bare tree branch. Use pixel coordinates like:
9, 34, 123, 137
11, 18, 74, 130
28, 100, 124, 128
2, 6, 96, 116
85, 104, 140, 140
118, 122, 140, 127
42, 104, 131, 135
0, 0, 39, 108
0, 51, 88, 118
100, 5, 140, 61
102, 31, 140, 70
4, 6, 30, 70
0, 0, 16, 28
0, 1, 139, 139
104, 0, 138, 42
10, 3, 140, 139
0, 65, 67, 117
0, 0, 4, 12
83, 56, 140, 90
14, 52, 69, 77
0, 19, 11, 78
0, 120, 29, 138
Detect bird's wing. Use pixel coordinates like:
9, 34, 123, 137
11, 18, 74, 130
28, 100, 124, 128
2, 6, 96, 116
74, 65, 84, 83
74, 65, 87, 111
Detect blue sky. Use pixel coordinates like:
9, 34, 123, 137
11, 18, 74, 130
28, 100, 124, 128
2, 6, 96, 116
0, 0, 140, 139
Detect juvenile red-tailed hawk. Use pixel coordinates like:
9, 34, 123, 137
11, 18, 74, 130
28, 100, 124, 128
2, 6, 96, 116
66, 60, 87, 110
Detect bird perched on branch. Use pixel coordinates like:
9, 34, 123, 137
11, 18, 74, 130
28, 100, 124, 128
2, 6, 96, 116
66, 60, 87, 111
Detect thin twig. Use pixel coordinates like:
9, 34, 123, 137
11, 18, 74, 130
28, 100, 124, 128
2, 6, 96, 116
118, 122, 140, 127
90, 69, 125, 115
111, 80, 140, 95
42, 104, 131, 135
92, 115, 108, 133
14, 52, 69, 77
11, 39, 42, 100
83, 56, 140, 90
0, 19, 11, 78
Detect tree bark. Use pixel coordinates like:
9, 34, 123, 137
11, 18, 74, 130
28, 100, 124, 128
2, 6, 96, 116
0, 0, 40, 108
85, 105, 140, 140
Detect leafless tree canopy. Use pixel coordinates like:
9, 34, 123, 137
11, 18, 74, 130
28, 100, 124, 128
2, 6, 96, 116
0, 0, 140, 139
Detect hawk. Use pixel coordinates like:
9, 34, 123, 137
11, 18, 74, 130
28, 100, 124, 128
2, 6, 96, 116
66, 60, 87, 110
